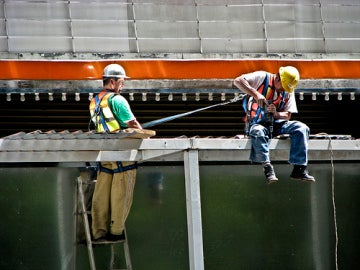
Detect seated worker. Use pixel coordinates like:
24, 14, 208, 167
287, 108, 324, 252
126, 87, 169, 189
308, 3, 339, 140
89, 63, 142, 241
233, 66, 315, 184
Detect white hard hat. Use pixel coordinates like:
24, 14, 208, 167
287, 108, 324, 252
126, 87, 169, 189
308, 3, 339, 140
103, 64, 130, 79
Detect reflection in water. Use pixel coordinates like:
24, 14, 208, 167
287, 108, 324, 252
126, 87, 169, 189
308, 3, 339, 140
147, 171, 164, 204
0, 163, 359, 270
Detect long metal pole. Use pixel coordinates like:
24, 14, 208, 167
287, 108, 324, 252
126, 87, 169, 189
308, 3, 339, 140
142, 95, 244, 129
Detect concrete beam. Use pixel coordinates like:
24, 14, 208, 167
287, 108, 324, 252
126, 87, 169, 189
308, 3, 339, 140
1, 137, 359, 163
1, 79, 360, 94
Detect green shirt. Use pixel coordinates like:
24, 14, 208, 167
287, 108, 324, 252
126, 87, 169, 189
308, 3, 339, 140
109, 94, 135, 129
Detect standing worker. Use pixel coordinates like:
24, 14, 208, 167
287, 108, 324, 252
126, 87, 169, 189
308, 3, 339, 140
233, 66, 315, 184
89, 63, 142, 242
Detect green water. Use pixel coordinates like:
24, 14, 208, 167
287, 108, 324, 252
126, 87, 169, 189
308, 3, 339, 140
0, 163, 359, 269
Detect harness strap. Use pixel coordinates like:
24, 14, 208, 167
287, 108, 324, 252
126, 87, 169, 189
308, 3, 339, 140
99, 110, 110, 133
97, 162, 138, 175
97, 93, 111, 133
277, 92, 287, 112
242, 73, 270, 126
92, 91, 117, 133
94, 95, 101, 114
98, 163, 114, 175
254, 73, 270, 123
114, 161, 138, 173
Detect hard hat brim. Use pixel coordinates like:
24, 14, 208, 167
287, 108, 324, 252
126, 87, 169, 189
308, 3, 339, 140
103, 75, 130, 79
282, 84, 294, 93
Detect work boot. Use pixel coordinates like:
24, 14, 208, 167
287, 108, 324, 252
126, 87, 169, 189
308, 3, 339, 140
290, 165, 315, 182
263, 163, 278, 184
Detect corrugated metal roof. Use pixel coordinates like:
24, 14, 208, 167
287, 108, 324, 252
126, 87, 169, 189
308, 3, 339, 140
3, 130, 124, 140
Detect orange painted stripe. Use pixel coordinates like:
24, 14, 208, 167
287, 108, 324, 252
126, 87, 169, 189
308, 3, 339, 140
0, 59, 359, 80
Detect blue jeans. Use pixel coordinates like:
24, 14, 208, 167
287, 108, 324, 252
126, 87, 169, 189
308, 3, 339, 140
249, 120, 309, 165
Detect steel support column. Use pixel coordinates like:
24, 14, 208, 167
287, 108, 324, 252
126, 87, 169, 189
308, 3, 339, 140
184, 149, 204, 270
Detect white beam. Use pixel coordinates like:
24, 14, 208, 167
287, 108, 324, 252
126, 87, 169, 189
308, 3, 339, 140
184, 150, 204, 270
1, 138, 360, 163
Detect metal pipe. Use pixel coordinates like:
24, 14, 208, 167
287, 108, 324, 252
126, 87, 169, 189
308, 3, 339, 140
142, 94, 244, 129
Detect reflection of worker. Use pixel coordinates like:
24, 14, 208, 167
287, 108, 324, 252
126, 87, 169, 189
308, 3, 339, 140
89, 64, 142, 242
234, 66, 315, 184
147, 172, 164, 204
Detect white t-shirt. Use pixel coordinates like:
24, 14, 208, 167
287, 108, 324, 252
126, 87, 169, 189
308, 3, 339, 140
242, 71, 298, 113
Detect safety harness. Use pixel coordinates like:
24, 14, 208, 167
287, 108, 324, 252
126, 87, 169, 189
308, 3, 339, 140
89, 90, 121, 133
98, 162, 138, 174
89, 91, 137, 173
242, 73, 288, 134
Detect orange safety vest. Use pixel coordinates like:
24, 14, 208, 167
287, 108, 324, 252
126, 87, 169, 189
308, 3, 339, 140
243, 73, 288, 128
89, 90, 121, 133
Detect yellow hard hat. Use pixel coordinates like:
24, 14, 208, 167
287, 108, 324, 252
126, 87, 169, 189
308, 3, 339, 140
279, 66, 300, 93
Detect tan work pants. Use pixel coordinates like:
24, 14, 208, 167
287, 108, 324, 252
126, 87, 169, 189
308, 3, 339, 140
91, 161, 137, 239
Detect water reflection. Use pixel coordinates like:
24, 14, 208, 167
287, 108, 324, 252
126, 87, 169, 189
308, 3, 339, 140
147, 171, 164, 204
0, 163, 359, 270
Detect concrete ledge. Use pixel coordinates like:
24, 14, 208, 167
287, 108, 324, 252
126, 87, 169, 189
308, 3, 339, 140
1, 135, 359, 163
1, 79, 360, 94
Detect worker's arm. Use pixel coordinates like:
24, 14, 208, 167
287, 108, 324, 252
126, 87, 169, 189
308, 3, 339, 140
126, 119, 142, 129
266, 104, 292, 121
233, 75, 268, 107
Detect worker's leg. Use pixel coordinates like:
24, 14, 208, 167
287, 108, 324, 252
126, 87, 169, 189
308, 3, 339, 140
280, 121, 315, 181
249, 124, 271, 163
91, 162, 114, 239
110, 162, 137, 235
249, 124, 278, 183
280, 121, 309, 165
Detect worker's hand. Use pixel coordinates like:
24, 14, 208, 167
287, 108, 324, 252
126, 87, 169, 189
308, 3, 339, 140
255, 93, 267, 107
266, 104, 277, 114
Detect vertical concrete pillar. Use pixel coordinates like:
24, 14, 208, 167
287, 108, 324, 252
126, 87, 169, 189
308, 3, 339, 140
184, 150, 204, 270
